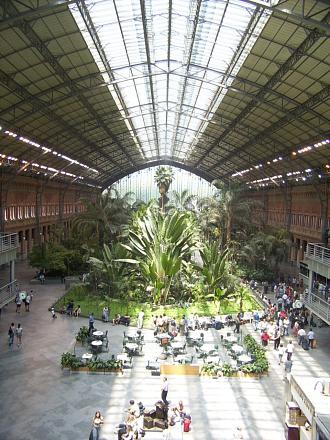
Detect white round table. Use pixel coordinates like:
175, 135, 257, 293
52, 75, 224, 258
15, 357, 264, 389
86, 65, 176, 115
238, 354, 252, 363
91, 340, 102, 346
82, 353, 93, 362
231, 344, 244, 353
93, 331, 103, 337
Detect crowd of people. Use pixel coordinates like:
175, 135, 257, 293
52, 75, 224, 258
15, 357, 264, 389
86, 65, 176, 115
250, 276, 319, 377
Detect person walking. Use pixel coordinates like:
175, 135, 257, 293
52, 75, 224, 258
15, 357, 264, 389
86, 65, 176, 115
16, 323, 23, 347
273, 328, 281, 350
307, 328, 315, 348
278, 344, 285, 364
297, 327, 306, 346
286, 340, 294, 360
161, 377, 169, 405
234, 314, 241, 334
15, 295, 22, 313
25, 293, 31, 312
8, 322, 15, 349
89, 410, 104, 440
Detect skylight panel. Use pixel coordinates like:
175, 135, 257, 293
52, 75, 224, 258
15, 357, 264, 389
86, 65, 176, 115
70, 0, 276, 160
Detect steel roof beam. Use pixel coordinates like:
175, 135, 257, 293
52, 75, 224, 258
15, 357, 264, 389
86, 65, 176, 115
102, 158, 213, 189
77, 0, 145, 162
210, 84, 330, 174
139, 0, 160, 159
0, 0, 76, 30
243, 0, 330, 35
193, 20, 328, 167
6, 1, 136, 168
0, 69, 121, 175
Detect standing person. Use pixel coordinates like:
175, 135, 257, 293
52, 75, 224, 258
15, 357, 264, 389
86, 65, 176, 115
161, 377, 169, 405
137, 310, 144, 329
25, 292, 31, 312
286, 340, 294, 360
15, 294, 22, 313
8, 322, 15, 349
90, 410, 104, 440
284, 358, 293, 381
88, 313, 95, 334
278, 343, 285, 364
297, 327, 306, 346
16, 323, 23, 347
307, 328, 315, 348
261, 330, 270, 347
39, 272, 45, 284
273, 327, 281, 350
102, 306, 109, 322
234, 314, 241, 334
252, 311, 260, 331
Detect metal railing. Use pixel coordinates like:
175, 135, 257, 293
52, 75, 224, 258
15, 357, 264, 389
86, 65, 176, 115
0, 233, 19, 253
305, 243, 330, 265
0, 280, 17, 308
303, 291, 330, 324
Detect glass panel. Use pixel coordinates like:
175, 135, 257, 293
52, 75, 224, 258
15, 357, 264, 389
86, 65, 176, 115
70, 0, 275, 159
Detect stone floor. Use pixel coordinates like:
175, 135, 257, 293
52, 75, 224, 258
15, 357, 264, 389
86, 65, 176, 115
0, 261, 329, 440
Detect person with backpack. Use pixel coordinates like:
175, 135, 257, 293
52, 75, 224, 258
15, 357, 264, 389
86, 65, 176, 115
8, 322, 15, 349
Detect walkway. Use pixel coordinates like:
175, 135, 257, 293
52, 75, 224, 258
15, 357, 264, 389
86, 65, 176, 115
0, 262, 329, 440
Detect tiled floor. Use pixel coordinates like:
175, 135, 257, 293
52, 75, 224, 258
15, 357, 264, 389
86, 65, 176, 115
0, 261, 329, 440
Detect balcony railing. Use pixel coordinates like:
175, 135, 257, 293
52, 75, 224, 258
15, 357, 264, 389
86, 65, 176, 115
0, 233, 19, 253
305, 243, 330, 265
303, 291, 330, 324
0, 281, 17, 308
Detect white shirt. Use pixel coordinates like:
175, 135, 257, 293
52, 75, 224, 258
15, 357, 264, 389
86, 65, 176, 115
286, 343, 294, 353
162, 381, 168, 392
307, 331, 314, 340
298, 328, 306, 337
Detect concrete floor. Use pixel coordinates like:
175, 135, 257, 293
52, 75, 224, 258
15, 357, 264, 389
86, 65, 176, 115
0, 262, 329, 440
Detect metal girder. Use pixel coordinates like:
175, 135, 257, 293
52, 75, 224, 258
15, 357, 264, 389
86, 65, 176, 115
0, 69, 121, 175
193, 21, 328, 167
102, 158, 213, 189
211, 84, 330, 175
76, 0, 145, 162
139, 0, 160, 158
7, 1, 136, 168
170, 0, 202, 157
243, 0, 330, 35
3, 59, 328, 130
0, 0, 76, 30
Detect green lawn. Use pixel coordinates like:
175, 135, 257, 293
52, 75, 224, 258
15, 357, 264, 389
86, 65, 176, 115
53, 284, 259, 327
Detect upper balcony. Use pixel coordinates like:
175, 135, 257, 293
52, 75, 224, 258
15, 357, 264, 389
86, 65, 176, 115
0, 233, 19, 265
305, 243, 330, 279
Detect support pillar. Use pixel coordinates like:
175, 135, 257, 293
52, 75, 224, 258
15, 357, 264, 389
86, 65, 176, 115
9, 259, 15, 283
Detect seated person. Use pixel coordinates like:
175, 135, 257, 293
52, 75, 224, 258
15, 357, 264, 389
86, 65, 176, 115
113, 313, 121, 325
59, 304, 66, 314
173, 400, 185, 419
66, 301, 74, 316
73, 305, 81, 317
119, 315, 130, 326
128, 400, 140, 417
168, 407, 177, 426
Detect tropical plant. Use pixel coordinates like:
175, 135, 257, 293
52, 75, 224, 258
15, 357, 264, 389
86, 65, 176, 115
120, 207, 198, 304
28, 242, 74, 275
73, 188, 134, 247
197, 242, 228, 299
76, 326, 89, 344
89, 243, 133, 296
154, 166, 174, 213
170, 189, 196, 212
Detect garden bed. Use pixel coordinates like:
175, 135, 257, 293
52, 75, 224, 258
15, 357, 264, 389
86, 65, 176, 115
61, 352, 123, 374
53, 284, 260, 327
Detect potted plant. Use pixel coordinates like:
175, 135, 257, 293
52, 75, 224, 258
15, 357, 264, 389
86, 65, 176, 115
76, 326, 89, 345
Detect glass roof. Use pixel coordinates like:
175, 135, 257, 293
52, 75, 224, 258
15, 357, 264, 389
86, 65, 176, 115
70, 0, 274, 161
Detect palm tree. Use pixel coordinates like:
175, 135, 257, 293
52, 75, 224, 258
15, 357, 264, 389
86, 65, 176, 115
170, 189, 196, 212
73, 188, 134, 247
203, 181, 255, 247
154, 166, 174, 213
197, 242, 228, 298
